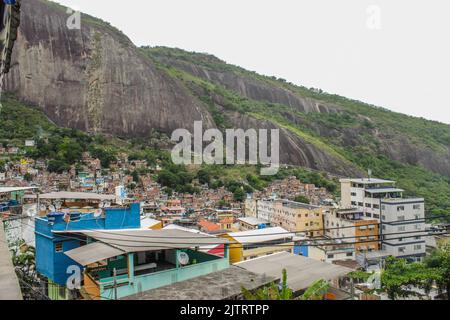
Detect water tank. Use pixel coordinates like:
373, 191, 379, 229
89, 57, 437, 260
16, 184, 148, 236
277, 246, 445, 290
47, 212, 65, 224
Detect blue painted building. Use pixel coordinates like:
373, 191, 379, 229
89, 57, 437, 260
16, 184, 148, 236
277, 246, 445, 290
294, 244, 309, 257
35, 203, 141, 292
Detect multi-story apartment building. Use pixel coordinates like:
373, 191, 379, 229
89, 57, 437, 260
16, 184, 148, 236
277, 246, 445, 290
324, 208, 380, 253
256, 199, 277, 222
272, 200, 324, 236
340, 178, 426, 261
380, 198, 426, 261
340, 178, 404, 219
244, 198, 258, 218
252, 199, 324, 236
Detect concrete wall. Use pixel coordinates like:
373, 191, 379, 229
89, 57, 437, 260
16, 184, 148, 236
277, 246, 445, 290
0, 223, 22, 300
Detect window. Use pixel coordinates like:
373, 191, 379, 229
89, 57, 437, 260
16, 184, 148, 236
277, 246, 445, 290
413, 204, 421, 210
373, 214, 380, 219
351, 201, 357, 206
381, 205, 386, 211
351, 192, 357, 196
346, 252, 353, 257
373, 204, 380, 209
327, 254, 334, 259
358, 202, 364, 207
414, 245, 422, 251
381, 215, 386, 221
55, 242, 63, 253
398, 247, 406, 254
397, 206, 405, 212
398, 216, 405, 222
398, 226, 406, 232
366, 203, 372, 208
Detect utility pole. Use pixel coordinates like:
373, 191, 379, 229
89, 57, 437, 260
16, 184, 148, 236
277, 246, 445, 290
113, 268, 118, 300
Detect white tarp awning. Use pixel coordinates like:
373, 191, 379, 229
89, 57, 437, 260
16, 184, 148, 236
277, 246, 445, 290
65, 242, 125, 266
0, 187, 38, 194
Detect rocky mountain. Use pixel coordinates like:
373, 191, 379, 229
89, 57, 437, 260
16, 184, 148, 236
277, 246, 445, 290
3, 0, 450, 212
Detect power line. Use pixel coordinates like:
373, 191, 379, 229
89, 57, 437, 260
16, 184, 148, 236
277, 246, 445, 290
4, 216, 448, 249
56, 231, 438, 250
9, 213, 447, 241
8, 217, 441, 245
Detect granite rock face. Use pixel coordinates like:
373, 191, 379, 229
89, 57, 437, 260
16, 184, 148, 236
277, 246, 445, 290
4, 0, 449, 178
5, 0, 214, 136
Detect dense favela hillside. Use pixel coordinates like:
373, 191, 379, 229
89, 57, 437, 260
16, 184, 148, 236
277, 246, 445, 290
2, 0, 450, 216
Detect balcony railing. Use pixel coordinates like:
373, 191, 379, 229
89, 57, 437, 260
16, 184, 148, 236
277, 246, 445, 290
89, 256, 229, 300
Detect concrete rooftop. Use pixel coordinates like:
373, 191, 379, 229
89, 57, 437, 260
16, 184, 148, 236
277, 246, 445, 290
122, 266, 276, 300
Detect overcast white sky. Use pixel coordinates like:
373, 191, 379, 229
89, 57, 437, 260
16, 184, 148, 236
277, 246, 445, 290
56, 0, 450, 124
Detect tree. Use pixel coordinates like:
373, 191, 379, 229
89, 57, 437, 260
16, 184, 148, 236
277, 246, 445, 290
47, 160, 70, 174
242, 269, 293, 300
241, 270, 329, 301
131, 170, 140, 183
9, 239, 42, 300
380, 256, 438, 300
294, 195, 310, 204
424, 244, 450, 300
233, 188, 246, 202
299, 279, 330, 300
157, 170, 179, 189
197, 169, 211, 185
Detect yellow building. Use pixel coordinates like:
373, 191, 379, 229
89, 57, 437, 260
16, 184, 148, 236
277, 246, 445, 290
219, 227, 295, 264
244, 198, 258, 218
271, 200, 324, 237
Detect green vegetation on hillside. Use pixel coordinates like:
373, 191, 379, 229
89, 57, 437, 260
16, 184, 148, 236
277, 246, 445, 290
143, 47, 450, 217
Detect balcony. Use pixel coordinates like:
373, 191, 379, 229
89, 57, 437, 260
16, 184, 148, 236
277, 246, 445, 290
84, 249, 230, 300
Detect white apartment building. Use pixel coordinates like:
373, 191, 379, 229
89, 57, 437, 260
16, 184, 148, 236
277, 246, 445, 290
340, 178, 404, 219
380, 198, 426, 261
257, 199, 277, 222
340, 178, 426, 261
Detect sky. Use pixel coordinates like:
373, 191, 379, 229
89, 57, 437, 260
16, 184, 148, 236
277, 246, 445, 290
56, 0, 450, 124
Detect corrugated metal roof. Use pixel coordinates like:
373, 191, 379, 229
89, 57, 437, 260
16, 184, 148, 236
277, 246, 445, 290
163, 224, 223, 251
0, 187, 38, 194
31, 192, 116, 200
228, 227, 294, 244
65, 242, 125, 266
236, 252, 353, 292
237, 217, 269, 226
64, 229, 230, 254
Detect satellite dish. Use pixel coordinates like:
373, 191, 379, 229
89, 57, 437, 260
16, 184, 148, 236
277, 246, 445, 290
177, 252, 190, 266
94, 209, 103, 218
